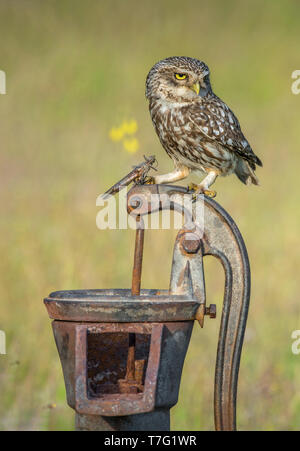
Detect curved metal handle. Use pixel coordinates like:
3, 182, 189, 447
201, 198, 250, 431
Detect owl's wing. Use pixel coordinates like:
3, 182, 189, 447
189, 96, 262, 169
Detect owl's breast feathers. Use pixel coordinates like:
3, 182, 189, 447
149, 95, 262, 177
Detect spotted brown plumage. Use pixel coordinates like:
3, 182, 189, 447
146, 56, 262, 195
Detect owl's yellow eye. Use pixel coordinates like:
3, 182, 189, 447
175, 73, 187, 80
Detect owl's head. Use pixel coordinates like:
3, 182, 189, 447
146, 56, 212, 103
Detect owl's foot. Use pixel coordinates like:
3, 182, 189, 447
144, 176, 155, 185
188, 183, 217, 199
135, 174, 155, 185
203, 189, 217, 198
188, 182, 199, 192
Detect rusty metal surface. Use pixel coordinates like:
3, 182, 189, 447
131, 217, 145, 296
44, 289, 200, 322
75, 410, 170, 431
170, 228, 207, 328
128, 216, 146, 388
75, 323, 162, 416
52, 320, 193, 425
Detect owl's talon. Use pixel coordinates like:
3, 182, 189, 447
188, 183, 217, 199
188, 182, 199, 192
144, 176, 155, 185
135, 175, 155, 185
203, 189, 217, 198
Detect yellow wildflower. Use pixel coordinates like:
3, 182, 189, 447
123, 137, 139, 154
121, 119, 138, 135
109, 126, 124, 142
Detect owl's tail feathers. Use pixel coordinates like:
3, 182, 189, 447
235, 159, 260, 186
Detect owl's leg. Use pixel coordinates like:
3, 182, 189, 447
189, 170, 218, 198
151, 166, 191, 184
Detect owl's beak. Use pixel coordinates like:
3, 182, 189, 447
191, 82, 200, 95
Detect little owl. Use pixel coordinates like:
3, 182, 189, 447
146, 56, 262, 196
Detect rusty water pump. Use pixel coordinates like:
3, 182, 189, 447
44, 157, 250, 431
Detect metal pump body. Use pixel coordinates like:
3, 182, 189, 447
44, 160, 250, 431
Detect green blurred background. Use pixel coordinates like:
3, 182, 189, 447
0, 0, 299, 431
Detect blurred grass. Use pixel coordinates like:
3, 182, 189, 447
0, 0, 300, 430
